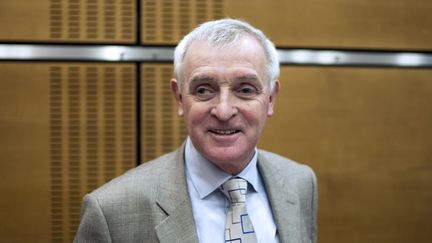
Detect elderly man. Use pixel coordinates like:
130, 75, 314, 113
74, 18, 317, 243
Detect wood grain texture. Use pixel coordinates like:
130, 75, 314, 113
260, 67, 432, 242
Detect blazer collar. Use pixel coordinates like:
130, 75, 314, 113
257, 151, 307, 243
154, 143, 199, 243
153, 146, 307, 243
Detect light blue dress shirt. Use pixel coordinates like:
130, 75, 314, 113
184, 137, 279, 243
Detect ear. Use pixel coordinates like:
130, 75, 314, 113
171, 79, 184, 116
267, 80, 280, 117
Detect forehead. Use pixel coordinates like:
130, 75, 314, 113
181, 37, 267, 83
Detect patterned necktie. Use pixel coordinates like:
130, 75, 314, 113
221, 177, 258, 243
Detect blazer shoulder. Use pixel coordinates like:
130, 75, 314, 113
257, 149, 317, 189
90, 149, 180, 202
258, 149, 315, 174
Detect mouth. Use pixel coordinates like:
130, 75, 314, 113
209, 129, 241, 135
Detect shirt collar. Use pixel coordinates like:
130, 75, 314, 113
185, 137, 260, 199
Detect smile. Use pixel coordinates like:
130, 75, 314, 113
209, 129, 240, 135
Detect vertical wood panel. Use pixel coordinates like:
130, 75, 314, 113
140, 64, 186, 162
225, 0, 432, 50
0, 63, 51, 243
0, 0, 136, 43
0, 63, 136, 242
141, 0, 224, 44
260, 67, 432, 243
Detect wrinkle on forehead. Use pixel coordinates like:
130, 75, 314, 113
181, 37, 268, 89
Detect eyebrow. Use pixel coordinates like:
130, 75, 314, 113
190, 75, 217, 84
235, 74, 260, 82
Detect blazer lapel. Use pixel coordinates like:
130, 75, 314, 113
258, 153, 306, 243
154, 145, 199, 243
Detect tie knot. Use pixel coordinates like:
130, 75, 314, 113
221, 178, 248, 204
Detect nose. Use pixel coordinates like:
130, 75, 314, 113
210, 90, 238, 121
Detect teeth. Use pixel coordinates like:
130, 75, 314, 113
212, 129, 237, 135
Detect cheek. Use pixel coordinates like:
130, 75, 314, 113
184, 103, 209, 124
243, 99, 271, 121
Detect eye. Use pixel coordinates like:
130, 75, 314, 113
239, 87, 255, 94
193, 85, 215, 100
196, 86, 210, 94
236, 84, 259, 97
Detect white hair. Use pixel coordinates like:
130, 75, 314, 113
173, 18, 280, 91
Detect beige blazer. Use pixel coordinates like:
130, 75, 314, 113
74, 144, 318, 243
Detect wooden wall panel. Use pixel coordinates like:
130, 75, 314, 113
259, 67, 432, 242
225, 0, 432, 50
0, 63, 51, 243
140, 64, 186, 162
2, 0, 430, 49
0, 62, 136, 242
0, 0, 135, 43
141, 0, 224, 44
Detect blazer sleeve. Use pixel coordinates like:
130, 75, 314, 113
74, 194, 112, 243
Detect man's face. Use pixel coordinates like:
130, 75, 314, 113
172, 37, 279, 174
